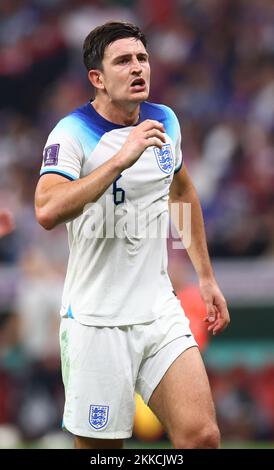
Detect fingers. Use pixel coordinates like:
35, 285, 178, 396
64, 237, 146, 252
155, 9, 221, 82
139, 120, 166, 149
145, 137, 165, 149
206, 305, 230, 336
203, 302, 230, 335
144, 129, 166, 149
200, 283, 230, 336
203, 297, 216, 323
141, 119, 165, 133
214, 299, 230, 335
145, 129, 166, 143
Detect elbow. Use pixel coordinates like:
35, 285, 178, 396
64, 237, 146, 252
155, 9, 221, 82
35, 207, 57, 230
169, 186, 196, 204
169, 192, 184, 203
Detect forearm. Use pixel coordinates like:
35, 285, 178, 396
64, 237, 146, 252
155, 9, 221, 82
35, 155, 123, 229
170, 185, 215, 283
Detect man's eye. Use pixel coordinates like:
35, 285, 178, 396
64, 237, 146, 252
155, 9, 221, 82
119, 58, 129, 64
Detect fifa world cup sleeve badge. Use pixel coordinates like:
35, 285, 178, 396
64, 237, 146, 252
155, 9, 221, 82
43, 144, 60, 166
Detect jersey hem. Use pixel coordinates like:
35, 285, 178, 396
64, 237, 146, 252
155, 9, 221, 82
60, 309, 173, 327
174, 160, 183, 173
40, 169, 77, 181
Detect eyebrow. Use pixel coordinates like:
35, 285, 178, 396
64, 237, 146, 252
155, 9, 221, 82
112, 52, 149, 63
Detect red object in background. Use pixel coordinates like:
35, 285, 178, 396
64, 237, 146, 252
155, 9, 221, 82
177, 285, 209, 352
138, 0, 176, 25
0, 372, 12, 423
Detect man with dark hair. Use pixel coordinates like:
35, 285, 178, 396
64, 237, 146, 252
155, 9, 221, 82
83, 22, 147, 70
35, 21, 230, 449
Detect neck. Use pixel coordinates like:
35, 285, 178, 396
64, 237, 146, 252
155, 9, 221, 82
92, 96, 140, 126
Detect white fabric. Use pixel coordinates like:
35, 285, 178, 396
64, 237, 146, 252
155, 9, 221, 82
40, 101, 183, 326
60, 303, 196, 439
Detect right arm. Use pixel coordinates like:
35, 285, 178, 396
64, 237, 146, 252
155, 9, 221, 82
35, 119, 165, 230
35, 158, 123, 230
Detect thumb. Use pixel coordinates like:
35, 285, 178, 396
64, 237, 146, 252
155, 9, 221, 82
206, 303, 216, 322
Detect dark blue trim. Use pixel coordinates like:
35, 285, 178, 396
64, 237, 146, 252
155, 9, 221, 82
140, 102, 167, 124
40, 170, 76, 181
174, 160, 183, 173
76, 102, 135, 133
73, 101, 170, 134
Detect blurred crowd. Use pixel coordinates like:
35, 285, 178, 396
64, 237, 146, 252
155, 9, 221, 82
1, 0, 274, 445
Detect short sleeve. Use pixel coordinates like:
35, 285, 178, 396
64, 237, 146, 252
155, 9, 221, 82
157, 104, 183, 173
174, 127, 183, 173
169, 109, 183, 173
40, 122, 83, 181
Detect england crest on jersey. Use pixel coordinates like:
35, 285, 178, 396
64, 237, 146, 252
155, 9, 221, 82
154, 144, 174, 174
89, 405, 109, 430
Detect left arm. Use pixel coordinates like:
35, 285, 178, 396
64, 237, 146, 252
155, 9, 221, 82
169, 165, 230, 335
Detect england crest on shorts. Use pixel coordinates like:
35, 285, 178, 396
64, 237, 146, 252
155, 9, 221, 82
154, 144, 174, 174
89, 405, 109, 430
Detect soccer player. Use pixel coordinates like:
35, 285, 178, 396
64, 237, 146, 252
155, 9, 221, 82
35, 22, 230, 449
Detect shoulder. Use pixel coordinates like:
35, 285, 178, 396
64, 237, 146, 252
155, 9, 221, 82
141, 102, 181, 143
141, 101, 178, 121
52, 103, 93, 135
48, 102, 104, 150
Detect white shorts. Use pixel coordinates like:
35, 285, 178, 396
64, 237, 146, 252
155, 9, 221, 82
60, 306, 197, 439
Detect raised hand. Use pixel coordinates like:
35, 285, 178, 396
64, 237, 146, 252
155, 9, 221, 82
115, 119, 166, 170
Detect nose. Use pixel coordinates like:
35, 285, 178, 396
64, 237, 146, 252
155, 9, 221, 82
131, 56, 142, 75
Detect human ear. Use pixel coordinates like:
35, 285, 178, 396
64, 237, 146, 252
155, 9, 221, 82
88, 70, 105, 90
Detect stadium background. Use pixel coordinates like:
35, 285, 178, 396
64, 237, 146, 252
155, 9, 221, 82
0, 0, 274, 449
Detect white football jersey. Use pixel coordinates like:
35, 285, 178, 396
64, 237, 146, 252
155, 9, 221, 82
40, 101, 183, 326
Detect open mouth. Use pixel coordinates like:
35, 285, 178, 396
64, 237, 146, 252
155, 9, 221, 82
130, 78, 146, 89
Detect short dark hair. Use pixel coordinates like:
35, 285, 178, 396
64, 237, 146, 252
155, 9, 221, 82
83, 21, 147, 71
